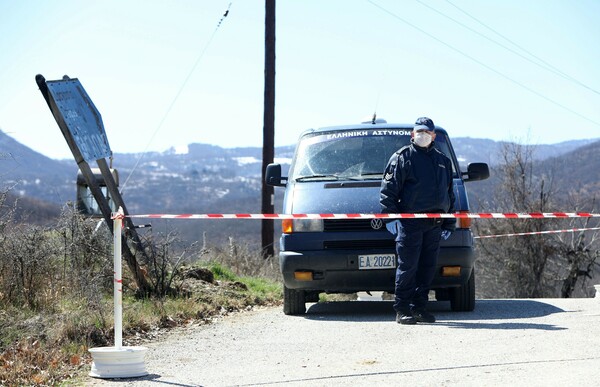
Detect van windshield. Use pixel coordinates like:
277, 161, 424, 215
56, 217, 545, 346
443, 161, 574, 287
291, 129, 456, 181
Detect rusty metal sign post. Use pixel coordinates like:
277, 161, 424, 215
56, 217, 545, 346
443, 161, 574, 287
35, 74, 152, 293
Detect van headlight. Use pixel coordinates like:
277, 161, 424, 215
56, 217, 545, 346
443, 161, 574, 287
282, 219, 324, 233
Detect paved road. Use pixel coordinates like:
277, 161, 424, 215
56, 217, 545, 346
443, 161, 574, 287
87, 295, 600, 386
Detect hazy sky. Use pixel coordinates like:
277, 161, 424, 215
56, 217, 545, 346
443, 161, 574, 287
1, 0, 599, 159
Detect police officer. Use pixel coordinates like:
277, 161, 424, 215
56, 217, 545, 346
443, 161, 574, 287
380, 117, 455, 324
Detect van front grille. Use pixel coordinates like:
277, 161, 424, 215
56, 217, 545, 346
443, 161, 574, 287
323, 219, 380, 232
324, 240, 396, 250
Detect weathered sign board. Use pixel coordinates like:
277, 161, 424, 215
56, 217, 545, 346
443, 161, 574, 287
45, 78, 111, 162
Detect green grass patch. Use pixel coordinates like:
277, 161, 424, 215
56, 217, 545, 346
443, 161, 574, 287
237, 276, 282, 297
207, 262, 238, 282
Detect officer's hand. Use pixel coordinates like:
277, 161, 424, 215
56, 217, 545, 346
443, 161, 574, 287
386, 220, 401, 235
441, 230, 452, 240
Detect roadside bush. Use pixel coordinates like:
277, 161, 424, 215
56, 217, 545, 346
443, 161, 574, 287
0, 205, 112, 312
56, 208, 114, 299
0, 199, 282, 385
136, 230, 196, 297
0, 223, 59, 309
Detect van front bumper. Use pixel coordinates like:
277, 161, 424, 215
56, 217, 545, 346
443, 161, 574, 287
280, 247, 474, 293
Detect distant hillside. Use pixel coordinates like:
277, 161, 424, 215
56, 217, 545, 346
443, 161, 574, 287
450, 137, 592, 167
0, 130, 74, 204
538, 139, 600, 201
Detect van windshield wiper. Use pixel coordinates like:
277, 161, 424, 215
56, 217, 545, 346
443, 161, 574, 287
295, 173, 379, 182
358, 172, 383, 180
294, 174, 341, 181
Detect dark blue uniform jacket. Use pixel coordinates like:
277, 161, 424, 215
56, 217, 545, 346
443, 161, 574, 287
380, 141, 456, 231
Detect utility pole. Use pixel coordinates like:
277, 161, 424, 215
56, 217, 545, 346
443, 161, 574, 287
261, 0, 276, 257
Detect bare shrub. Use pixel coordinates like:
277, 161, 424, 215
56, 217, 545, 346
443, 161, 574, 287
136, 230, 196, 297
475, 142, 558, 297
0, 189, 17, 302
552, 195, 600, 297
0, 223, 60, 309
0, 204, 112, 320
55, 207, 113, 299
201, 235, 281, 280
475, 142, 599, 298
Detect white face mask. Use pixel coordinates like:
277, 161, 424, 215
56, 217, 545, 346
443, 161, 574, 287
413, 132, 433, 147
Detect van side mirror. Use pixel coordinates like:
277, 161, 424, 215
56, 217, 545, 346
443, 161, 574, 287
462, 162, 490, 182
265, 163, 288, 186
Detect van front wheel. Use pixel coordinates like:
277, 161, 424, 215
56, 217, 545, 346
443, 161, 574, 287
450, 269, 475, 311
283, 286, 306, 315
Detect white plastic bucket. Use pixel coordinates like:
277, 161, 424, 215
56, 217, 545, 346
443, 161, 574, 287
89, 346, 148, 378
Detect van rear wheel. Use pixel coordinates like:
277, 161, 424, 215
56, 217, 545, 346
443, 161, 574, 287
283, 286, 306, 315
450, 269, 475, 311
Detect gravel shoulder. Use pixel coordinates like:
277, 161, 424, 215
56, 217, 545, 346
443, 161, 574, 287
85, 296, 600, 387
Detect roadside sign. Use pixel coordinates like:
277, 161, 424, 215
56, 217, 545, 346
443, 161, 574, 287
46, 78, 111, 162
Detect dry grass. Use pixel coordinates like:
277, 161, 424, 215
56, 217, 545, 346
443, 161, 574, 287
0, 203, 282, 386
1, 257, 282, 386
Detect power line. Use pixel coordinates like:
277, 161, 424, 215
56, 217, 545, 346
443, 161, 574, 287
442, 0, 600, 97
120, 2, 233, 193
367, 0, 600, 128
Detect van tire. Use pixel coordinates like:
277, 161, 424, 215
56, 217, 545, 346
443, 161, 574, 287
450, 269, 475, 311
283, 286, 306, 315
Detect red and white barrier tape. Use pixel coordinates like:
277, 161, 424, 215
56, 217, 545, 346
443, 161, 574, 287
126, 212, 600, 220
475, 227, 600, 239
124, 211, 600, 238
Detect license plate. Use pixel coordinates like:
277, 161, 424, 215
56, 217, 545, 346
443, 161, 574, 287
358, 254, 396, 270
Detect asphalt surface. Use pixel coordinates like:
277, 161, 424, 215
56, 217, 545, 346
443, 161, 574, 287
86, 293, 600, 387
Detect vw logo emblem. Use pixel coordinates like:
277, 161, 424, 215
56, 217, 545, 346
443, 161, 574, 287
370, 218, 383, 230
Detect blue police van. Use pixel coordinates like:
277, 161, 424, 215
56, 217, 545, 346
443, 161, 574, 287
266, 119, 489, 315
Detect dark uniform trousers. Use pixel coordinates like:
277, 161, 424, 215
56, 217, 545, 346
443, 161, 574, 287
393, 218, 442, 312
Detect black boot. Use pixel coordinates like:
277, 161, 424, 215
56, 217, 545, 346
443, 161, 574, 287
412, 308, 436, 323
396, 310, 416, 325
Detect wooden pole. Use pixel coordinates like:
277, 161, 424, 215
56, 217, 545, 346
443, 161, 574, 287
261, 0, 276, 257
